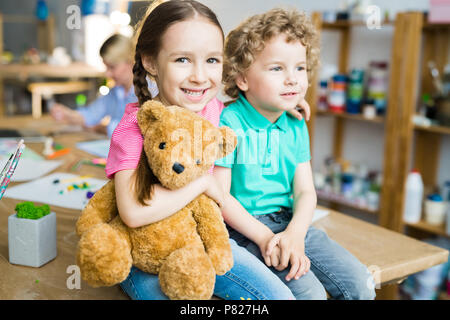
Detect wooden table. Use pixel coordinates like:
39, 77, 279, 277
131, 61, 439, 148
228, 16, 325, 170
0, 62, 105, 117
0, 116, 448, 300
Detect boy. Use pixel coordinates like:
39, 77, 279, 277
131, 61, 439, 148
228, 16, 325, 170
215, 8, 376, 300
50, 34, 158, 137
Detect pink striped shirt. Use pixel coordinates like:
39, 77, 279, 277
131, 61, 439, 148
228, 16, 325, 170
105, 98, 225, 179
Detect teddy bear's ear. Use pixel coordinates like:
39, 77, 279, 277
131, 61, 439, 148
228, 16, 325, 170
137, 100, 166, 132
218, 126, 237, 158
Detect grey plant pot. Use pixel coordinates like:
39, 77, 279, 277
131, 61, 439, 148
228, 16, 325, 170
8, 211, 57, 267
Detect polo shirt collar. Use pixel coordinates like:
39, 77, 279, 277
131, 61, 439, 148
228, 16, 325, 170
237, 92, 288, 132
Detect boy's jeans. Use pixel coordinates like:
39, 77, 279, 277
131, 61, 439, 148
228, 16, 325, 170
120, 238, 295, 300
228, 208, 377, 300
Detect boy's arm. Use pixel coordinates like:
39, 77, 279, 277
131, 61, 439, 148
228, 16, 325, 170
266, 161, 316, 280
213, 166, 276, 264
287, 161, 317, 238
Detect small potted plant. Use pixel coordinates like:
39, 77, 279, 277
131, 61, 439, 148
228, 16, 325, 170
8, 201, 57, 267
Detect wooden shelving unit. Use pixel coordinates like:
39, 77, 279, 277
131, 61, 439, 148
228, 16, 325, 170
309, 12, 449, 236
405, 220, 448, 238
308, 12, 390, 216
316, 110, 385, 124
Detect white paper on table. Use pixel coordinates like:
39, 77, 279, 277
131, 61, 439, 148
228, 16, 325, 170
8, 158, 63, 182
76, 139, 110, 158
0, 140, 62, 182
4, 172, 109, 210
312, 208, 329, 223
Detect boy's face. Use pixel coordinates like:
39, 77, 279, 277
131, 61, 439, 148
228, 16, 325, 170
142, 18, 223, 112
104, 60, 133, 89
236, 34, 308, 121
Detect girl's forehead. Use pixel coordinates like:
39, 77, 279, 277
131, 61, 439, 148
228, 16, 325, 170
160, 18, 223, 51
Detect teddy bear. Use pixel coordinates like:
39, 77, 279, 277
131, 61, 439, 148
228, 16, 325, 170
75, 100, 237, 300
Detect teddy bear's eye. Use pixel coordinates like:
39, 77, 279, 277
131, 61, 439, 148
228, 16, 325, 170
159, 142, 166, 150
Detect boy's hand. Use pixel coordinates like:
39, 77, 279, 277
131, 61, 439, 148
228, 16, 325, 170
287, 98, 311, 121
266, 231, 310, 281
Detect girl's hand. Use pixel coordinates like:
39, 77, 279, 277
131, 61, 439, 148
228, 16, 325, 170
203, 175, 225, 208
288, 98, 311, 121
266, 231, 311, 281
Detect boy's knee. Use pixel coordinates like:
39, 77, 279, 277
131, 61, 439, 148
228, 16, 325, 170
346, 273, 377, 300
291, 279, 328, 300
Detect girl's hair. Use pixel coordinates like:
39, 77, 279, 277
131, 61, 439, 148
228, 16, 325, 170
100, 34, 134, 65
223, 7, 320, 98
132, 0, 224, 106
131, 0, 223, 205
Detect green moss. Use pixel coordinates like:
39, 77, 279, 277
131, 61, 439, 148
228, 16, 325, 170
15, 202, 50, 220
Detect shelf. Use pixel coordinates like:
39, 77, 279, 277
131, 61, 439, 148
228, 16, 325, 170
317, 190, 379, 214
414, 124, 450, 135
316, 110, 385, 124
404, 219, 449, 237
322, 20, 394, 30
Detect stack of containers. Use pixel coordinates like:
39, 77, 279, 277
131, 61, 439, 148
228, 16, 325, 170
328, 74, 347, 113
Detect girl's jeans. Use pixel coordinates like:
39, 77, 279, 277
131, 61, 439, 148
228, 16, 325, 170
120, 237, 295, 300
228, 208, 377, 300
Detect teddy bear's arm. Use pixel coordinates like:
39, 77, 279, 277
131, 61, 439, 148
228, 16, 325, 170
76, 180, 119, 236
191, 194, 233, 275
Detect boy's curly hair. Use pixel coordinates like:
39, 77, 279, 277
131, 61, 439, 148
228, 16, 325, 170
223, 7, 320, 99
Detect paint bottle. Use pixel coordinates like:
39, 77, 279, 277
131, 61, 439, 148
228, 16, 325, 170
318, 80, 329, 111
403, 170, 424, 224
368, 62, 388, 115
328, 74, 347, 113
347, 69, 365, 114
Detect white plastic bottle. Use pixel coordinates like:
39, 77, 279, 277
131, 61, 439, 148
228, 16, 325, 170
403, 170, 424, 223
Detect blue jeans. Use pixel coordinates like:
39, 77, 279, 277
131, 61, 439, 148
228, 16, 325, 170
228, 208, 376, 300
120, 238, 295, 300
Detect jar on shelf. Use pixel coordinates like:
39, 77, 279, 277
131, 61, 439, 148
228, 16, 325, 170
317, 80, 329, 111
347, 69, 365, 114
328, 74, 347, 113
368, 61, 388, 115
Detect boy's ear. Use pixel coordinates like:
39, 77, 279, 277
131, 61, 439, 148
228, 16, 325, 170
141, 55, 157, 77
235, 74, 249, 92
137, 100, 166, 132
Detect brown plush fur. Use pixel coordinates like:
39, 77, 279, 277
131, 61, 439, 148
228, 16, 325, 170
76, 100, 236, 300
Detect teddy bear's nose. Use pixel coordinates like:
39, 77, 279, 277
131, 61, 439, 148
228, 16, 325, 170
172, 162, 185, 174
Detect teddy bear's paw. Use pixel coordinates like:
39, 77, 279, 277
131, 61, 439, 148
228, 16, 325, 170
207, 246, 234, 275
159, 245, 216, 300
77, 223, 132, 287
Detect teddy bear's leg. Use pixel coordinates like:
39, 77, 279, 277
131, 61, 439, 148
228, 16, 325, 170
77, 219, 132, 287
76, 180, 118, 236
159, 243, 216, 300
191, 195, 234, 275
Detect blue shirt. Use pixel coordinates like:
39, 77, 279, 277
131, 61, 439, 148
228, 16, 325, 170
78, 81, 158, 137
215, 93, 311, 215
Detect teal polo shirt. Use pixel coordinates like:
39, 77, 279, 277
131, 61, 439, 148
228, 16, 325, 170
215, 93, 311, 216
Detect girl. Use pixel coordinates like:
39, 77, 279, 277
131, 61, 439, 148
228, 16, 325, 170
106, 0, 309, 300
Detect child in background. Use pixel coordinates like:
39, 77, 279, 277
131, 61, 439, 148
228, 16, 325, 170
106, 0, 304, 300
215, 8, 376, 300
50, 34, 158, 137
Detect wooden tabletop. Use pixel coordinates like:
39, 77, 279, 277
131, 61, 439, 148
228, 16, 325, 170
0, 62, 105, 80
0, 115, 448, 299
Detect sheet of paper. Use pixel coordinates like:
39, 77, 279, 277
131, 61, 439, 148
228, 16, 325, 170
9, 158, 63, 182
0, 140, 62, 181
4, 172, 109, 210
76, 139, 110, 158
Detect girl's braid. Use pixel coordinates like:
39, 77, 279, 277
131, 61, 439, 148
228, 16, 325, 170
133, 52, 153, 105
